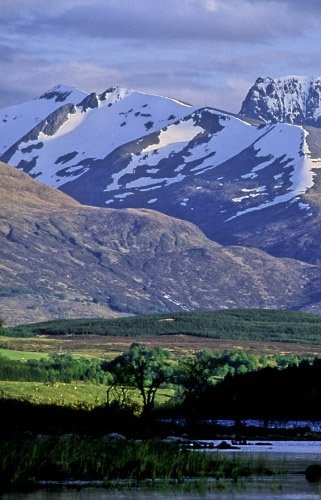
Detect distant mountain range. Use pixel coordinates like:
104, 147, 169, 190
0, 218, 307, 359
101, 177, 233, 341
2, 79, 321, 323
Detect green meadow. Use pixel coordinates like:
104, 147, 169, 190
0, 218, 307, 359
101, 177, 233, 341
0, 348, 48, 361
0, 380, 175, 410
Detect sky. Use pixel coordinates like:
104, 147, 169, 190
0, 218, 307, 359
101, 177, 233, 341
1, 0, 321, 113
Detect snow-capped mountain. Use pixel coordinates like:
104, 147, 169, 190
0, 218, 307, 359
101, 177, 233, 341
1, 85, 193, 180
3, 84, 321, 266
240, 76, 321, 126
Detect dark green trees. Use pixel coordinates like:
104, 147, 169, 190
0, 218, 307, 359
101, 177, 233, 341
177, 350, 221, 403
105, 343, 173, 414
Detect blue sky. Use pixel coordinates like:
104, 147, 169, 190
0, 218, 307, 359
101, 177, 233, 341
1, 0, 321, 112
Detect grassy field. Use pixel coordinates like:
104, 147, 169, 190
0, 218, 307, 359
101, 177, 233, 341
0, 347, 48, 361
0, 380, 175, 410
0, 334, 318, 412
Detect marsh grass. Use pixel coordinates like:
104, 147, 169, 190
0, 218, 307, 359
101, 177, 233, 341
0, 435, 274, 492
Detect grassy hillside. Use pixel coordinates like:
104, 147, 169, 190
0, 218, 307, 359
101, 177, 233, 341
5, 309, 321, 345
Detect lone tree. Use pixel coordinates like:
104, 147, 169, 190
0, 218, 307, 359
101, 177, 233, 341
105, 343, 173, 415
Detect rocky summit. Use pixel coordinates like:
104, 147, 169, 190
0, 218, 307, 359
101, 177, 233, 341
240, 76, 321, 127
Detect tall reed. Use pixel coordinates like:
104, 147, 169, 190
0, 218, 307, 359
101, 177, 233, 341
0, 434, 273, 492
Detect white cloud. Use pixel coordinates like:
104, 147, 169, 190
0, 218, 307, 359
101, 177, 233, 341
204, 0, 221, 12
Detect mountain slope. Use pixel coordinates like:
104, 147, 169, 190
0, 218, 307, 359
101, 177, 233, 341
1, 162, 320, 325
59, 110, 321, 230
2, 85, 321, 265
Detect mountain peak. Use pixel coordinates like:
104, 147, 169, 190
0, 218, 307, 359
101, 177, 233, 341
48, 84, 83, 93
39, 84, 89, 104
240, 75, 321, 126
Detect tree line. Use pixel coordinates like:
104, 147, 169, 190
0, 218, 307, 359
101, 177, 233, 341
5, 309, 321, 344
194, 357, 321, 419
0, 354, 110, 384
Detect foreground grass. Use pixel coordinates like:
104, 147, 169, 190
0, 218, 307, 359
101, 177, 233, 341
0, 381, 175, 409
0, 434, 273, 492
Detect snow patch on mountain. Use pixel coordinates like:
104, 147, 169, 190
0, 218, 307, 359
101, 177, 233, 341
105, 118, 204, 193
227, 126, 321, 221
143, 119, 202, 153
104, 110, 264, 201
188, 113, 259, 175
102, 110, 321, 217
